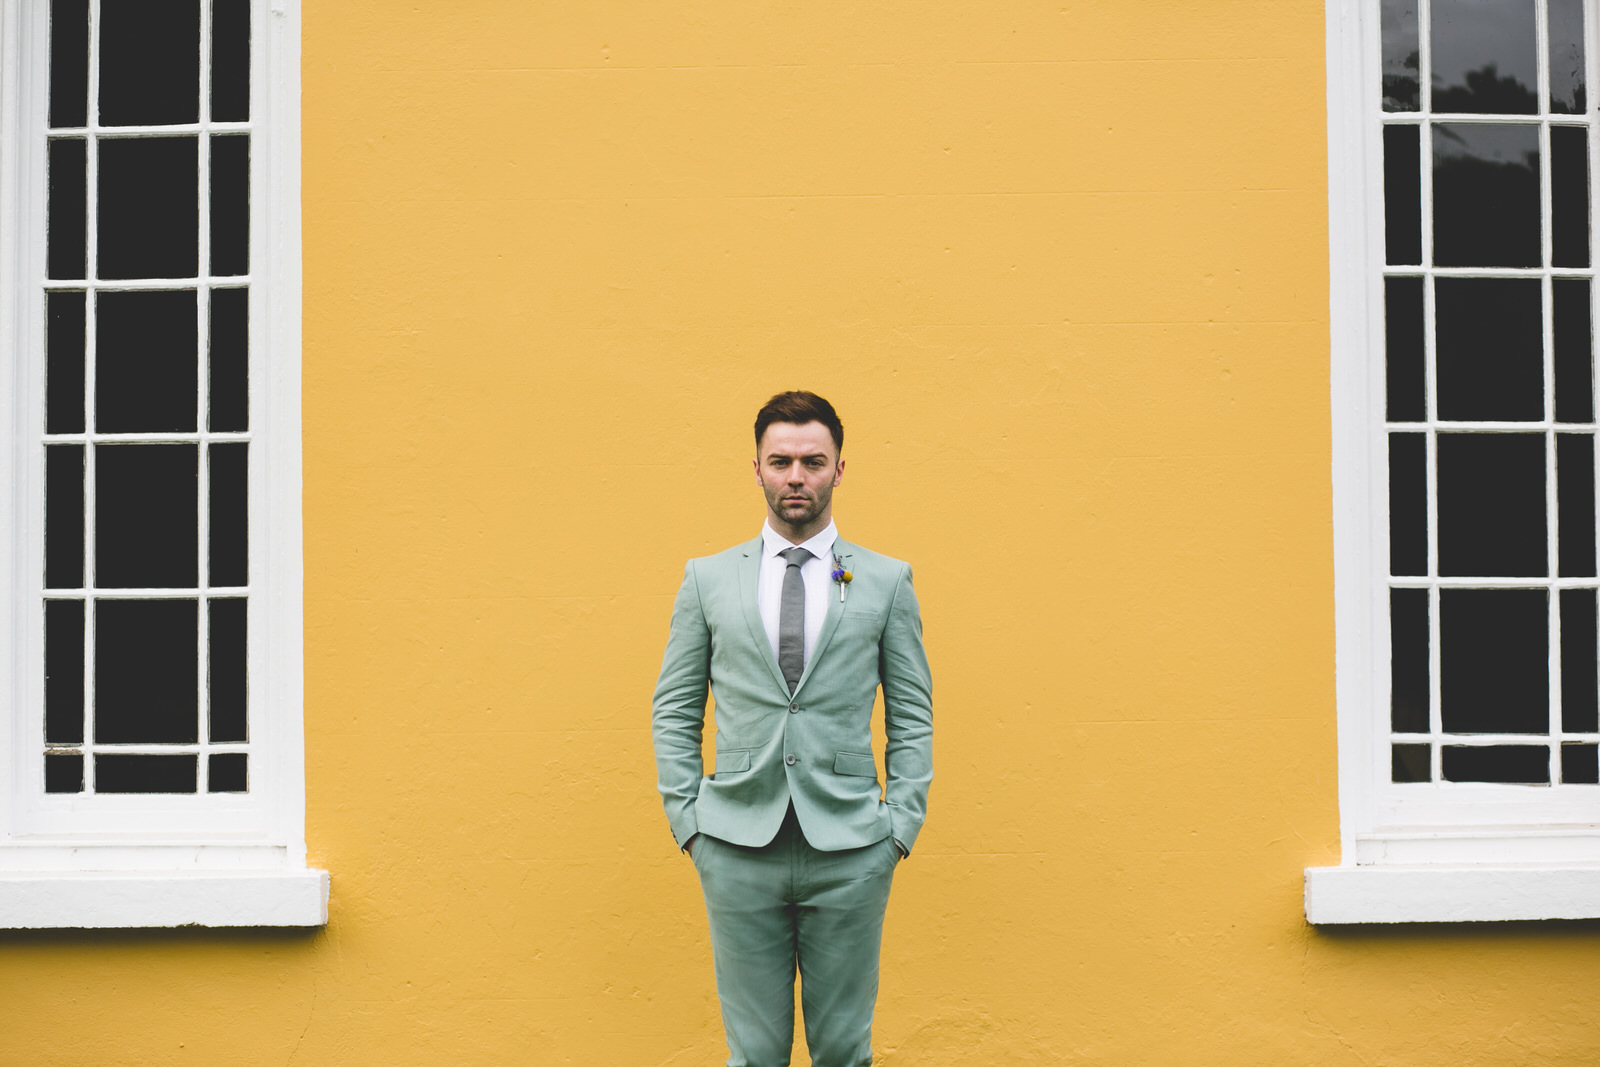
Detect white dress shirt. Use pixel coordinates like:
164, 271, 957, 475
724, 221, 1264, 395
756, 520, 838, 672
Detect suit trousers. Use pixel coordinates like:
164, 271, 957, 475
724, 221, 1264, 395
692, 805, 900, 1067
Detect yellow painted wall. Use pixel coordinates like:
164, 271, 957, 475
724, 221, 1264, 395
6, 1, 1600, 1063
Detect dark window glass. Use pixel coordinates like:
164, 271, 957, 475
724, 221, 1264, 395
1443, 744, 1549, 783
1440, 588, 1548, 733
1430, 0, 1538, 113
1554, 280, 1594, 424
97, 0, 199, 127
1550, 0, 1588, 114
1392, 587, 1431, 731
1437, 433, 1546, 577
96, 289, 197, 433
210, 135, 249, 276
1562, 743, 1599, 784
1561, 588, 1598, 732
211, 0, 251, 122
94, 598, 197, 744
1381, 0, 1420, 111
1551, 127, 1590, 270
1386, 276, 1426, 421
95, 444, 197, 588
1393, 743, 1431, 782
95, 754, 197, 793
1435, 277, 1542, 421
1434, 124, 1540, 268
1389, 434, 1428, 576
47, 291, 86, 434
1558, 434, 1596, 577
47, 138, 86, 280
210, 443, 247, 587
44, 599, 84, 744
208, 753, 247, 793
45, 445, 83, 589
98, 137, 198, 280
209, 288, 248, 431
49, 0, 88, 129
209, 598, 246, 742
45, 753, 84, 794
1385, 125, 1423, 265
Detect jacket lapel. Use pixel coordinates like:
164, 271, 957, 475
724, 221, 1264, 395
794, 541, 851, 696
738, 538, 794, 695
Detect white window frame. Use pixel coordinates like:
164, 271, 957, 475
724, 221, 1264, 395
1310, 0, 1600, 922
0, 0, 324, 927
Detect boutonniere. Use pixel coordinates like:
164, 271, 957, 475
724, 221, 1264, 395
831, 553, 853, 602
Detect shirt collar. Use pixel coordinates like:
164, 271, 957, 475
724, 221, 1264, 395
761, 519, 838, 563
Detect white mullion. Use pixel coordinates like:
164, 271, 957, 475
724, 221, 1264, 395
196, 0, 214, 796
1418, 0, 1433, 115
41, 586, 249, 599
82, 122, 250, 137
42, 431, 251, 444
44, 275, 254, 291
1395, 575, 1600, 588
79, 0, 102, 795
1420, 0, 1440, 781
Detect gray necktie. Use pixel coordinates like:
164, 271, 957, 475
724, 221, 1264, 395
778, 547, 810, 693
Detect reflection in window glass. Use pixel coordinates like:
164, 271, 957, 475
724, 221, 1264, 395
1433, 123, 1540, 268
1431, 0, 1537, 113
1382, 0, 1420, 111
1549, 0, 1588, 114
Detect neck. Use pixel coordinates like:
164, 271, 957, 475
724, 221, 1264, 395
768, 514, 832, 546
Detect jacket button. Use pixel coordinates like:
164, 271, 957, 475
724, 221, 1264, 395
788, 703, 799, 714
785, 754, 797, 765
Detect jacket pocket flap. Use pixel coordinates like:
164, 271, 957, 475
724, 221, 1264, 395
716, 749, 752, 774
842, 610, 882, 620
833, 751, 877, 777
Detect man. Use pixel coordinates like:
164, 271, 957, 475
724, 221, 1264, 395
652, 390, 934, 1067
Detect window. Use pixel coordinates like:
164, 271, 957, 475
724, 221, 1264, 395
0, 0, 323, 927
1312, 0, 1600, 922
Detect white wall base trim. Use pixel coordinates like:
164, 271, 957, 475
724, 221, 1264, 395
1306, 864, 1600, 924
0, 869, 329, 928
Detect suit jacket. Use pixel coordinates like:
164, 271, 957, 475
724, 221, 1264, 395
652, 535, 933, 854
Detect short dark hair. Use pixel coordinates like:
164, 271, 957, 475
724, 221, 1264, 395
754, 391, 844, 454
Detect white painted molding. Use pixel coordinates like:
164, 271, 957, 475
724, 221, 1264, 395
1306, 864, 1600, 923
0, 868, 328, 928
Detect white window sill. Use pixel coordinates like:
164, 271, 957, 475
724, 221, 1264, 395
1305, 864, 1600, 924
0, 868, 329, 928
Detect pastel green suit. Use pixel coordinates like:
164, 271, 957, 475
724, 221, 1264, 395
652, 534, 933, 1067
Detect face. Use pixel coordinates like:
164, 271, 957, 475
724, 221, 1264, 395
753, 421, 845, 542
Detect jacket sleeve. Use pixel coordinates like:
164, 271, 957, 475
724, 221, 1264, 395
651, 561, 712, 850
880, 563, 933, 854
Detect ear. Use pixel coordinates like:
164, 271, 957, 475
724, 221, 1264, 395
752, 456, 762, 485
832, 457, 845, 488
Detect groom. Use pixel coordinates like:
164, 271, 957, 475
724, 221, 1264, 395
652, 391, 934, 1067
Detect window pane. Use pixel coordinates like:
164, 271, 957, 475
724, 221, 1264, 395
1386, 276, 1426, 421
209, 288, 248, 431
1434, 124, 1540, 268
1393, 742, 1431, 781
1561, 743, 1599, 783
1554, 279, 1594, 424
1435, 277, 1542, 420
210, 135, 249, 276
95, 444, 197, 588
97, 0, 199, 127
96, 290, 198, 433
47, 291, 86, 434
211, 0, 251, 122
1442, 744, 1549, 782
44, 599, 83, 744
94, 598, 197, 744
1392, 587, 1431, 731
45, 753, 84, 794
45, 444, 83, 589
95, 754, 197, 793
1390, 433, 1428, 576
208, 753, 247, 793
1550, 0, 1588, 114
48, 0, 88, 129
1385, 125, 1422, 265
1430, 0, 1538, 113
1437, 433, 1546, 577
1441, 588, 1548, 733
1561, 588, 1598, 732
1551, 126, 1590, 269
47, 138, 85, 280
1558, 434, 1595, 577
1382, 0, 1420, 110
209, 443, 247, 587
209, 597, 246, 742
98, 137, 198, 280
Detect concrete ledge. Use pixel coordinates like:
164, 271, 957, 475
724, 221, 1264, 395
1306, 864, 1600, 924
0, 869, 329, 928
